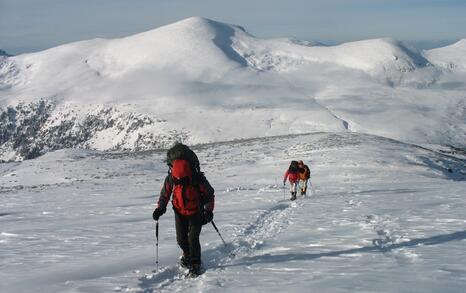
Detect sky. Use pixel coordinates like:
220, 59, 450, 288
0, 0, 465, 54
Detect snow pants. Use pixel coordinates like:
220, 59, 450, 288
175, 212, 203, 265
289, 181, 298, 193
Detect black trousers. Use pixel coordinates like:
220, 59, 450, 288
175, 212, 203, 264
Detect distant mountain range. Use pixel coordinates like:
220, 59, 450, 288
0, 17, 465, 161
0, 49, 12, 57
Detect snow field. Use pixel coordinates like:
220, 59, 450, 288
1, 132, 465, 292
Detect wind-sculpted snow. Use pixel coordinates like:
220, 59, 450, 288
0, 17, 465, 160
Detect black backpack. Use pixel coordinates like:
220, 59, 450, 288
288, 160, 299, 173
166, 143, 201, 174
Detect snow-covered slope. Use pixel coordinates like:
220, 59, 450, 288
1, 133, 465, 292
425, 39, 466, 71
0, 17, 465, 160
235, 36, 431, 74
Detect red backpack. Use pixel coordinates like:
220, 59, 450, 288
171, 159, 202, 216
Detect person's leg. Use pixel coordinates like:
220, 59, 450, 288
290, 182, 297, 200
175, 212, 190, 259
188, 214, 203, 266
302, 179, 308, 194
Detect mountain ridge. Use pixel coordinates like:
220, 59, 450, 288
0, 17, 465, 161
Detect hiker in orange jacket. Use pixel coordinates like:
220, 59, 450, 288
297, 160, 311, 195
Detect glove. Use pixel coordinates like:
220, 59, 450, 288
201, 210, 213, 225
152, 207, 166, 221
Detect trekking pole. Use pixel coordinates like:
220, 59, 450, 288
211, 221, 227, 247
155, 220, 159, 272
283, 182, 286, 200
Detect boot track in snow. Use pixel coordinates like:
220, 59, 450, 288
137, 193, 306, 292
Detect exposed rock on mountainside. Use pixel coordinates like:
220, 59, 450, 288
0, 100, 187, 161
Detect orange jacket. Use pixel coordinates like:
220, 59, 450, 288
298, 165, 310, 180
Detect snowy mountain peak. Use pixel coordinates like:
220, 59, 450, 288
333, 38, 430, 70
0, 18, 465, 161
172, 16, 215, 26
161, 16, 246, 33
424, 38, 466, 71
77, 17, 250, 79
131, 16, 244, 41
232, 35, 431, 76
451, 38, 466, 48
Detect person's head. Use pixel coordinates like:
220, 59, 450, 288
298, 160, 304, 166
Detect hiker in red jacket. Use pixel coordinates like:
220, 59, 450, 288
152, 143, 215, 276
283, 160, 300, 200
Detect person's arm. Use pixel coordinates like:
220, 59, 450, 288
200, 176, 215, 212
305, 165, 311, 178
153, 175, 173, 221
283, 170, 289, 183
198, 175, 215, 224
157, 175, 173, 209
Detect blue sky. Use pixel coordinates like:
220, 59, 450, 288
0, 0, 465, 54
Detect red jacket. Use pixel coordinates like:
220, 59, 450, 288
284, 170, 299, 183
157, 172, 215, 216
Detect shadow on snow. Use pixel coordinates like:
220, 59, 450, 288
221, 230, 466, 268
135, 230, 466, 291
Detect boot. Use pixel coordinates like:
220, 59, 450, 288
179, 254, 190, 269
188, 262, 203, 277
290, 191, 297, 201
